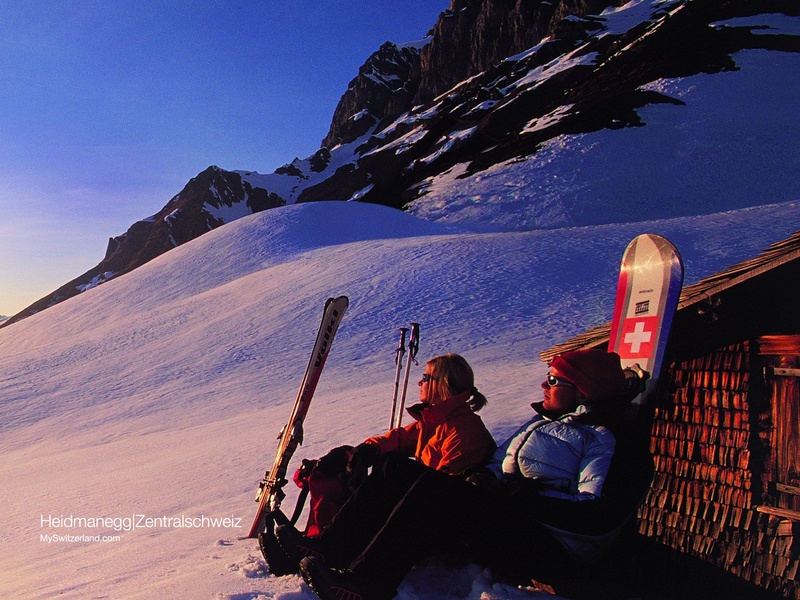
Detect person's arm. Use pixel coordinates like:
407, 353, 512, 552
362, 421, 420, 458
485, 418, 537, 479
435, 424, 496, 475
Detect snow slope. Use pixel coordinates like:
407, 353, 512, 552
1, 199, 798, 600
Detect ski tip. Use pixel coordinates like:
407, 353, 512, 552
323, 295, 350, 313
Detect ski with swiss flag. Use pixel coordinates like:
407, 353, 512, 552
609, 234, 683, 405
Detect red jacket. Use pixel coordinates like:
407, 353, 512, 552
364, 392, 496, 475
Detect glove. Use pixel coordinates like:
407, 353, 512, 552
293, 458, 318, 489
465, 468, 502, 491
622, 364, 650, 397
346, 443, 378, 492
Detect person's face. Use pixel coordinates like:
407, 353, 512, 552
418, 366, 439, 404
541, 366, 582, 414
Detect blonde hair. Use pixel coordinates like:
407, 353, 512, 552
426, 353, 488, 412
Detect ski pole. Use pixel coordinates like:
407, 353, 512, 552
395, 323, 420, 428
389, 327, 409, 429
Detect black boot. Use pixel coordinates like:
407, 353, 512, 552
256, 510, 300, 576
300, 556, 371, 600
276, 522, 327, 564
258, 529, 300, 576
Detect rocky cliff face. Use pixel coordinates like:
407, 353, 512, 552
415, 0, 558, 103
323, 0, 627, 148
322, 42, 424, 149
103, 165, 283, 267
299, 0, 800, 211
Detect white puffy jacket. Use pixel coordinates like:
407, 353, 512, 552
487, 404, 616, 502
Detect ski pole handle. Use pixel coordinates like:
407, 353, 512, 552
407, 323, 419, 364
396, 323, 420, 428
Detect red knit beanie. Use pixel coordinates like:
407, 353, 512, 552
550, 349, 625, 402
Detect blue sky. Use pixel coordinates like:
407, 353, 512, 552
0, 0, 449, 317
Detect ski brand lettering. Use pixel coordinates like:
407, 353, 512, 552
314, 308, 340, 368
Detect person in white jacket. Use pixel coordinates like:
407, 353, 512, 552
486, 352, 620, 502
295, 349, 650, 600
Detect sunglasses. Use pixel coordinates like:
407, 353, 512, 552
421, 373, 436, 383
546, 374, 576, 388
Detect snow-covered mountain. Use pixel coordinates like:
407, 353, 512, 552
5, 0, 798, 327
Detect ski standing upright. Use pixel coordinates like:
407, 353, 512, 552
608, 234, 683, 406
247, 295, 349, 539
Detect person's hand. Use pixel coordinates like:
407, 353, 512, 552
505, 475, 544, 497
345, 443, 378, 492
465, 469, 502, 490
623, 363, 650, 395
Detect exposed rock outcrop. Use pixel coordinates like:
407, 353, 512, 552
322, 42, 423, 149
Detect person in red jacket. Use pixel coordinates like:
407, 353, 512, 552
357, 352, 496, 477
260, 353, 496, 576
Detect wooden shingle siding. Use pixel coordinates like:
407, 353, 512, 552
638, 342, 757, 553
637, 338, 800, 598
759, 335, 800, 515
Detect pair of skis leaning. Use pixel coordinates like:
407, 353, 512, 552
389, 323, 420, 429
247, 296, 349, 539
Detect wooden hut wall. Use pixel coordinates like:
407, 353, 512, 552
759, 335, 800, 514
637, 338, 800, 598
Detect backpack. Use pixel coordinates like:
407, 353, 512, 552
292, 445, 354, 537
